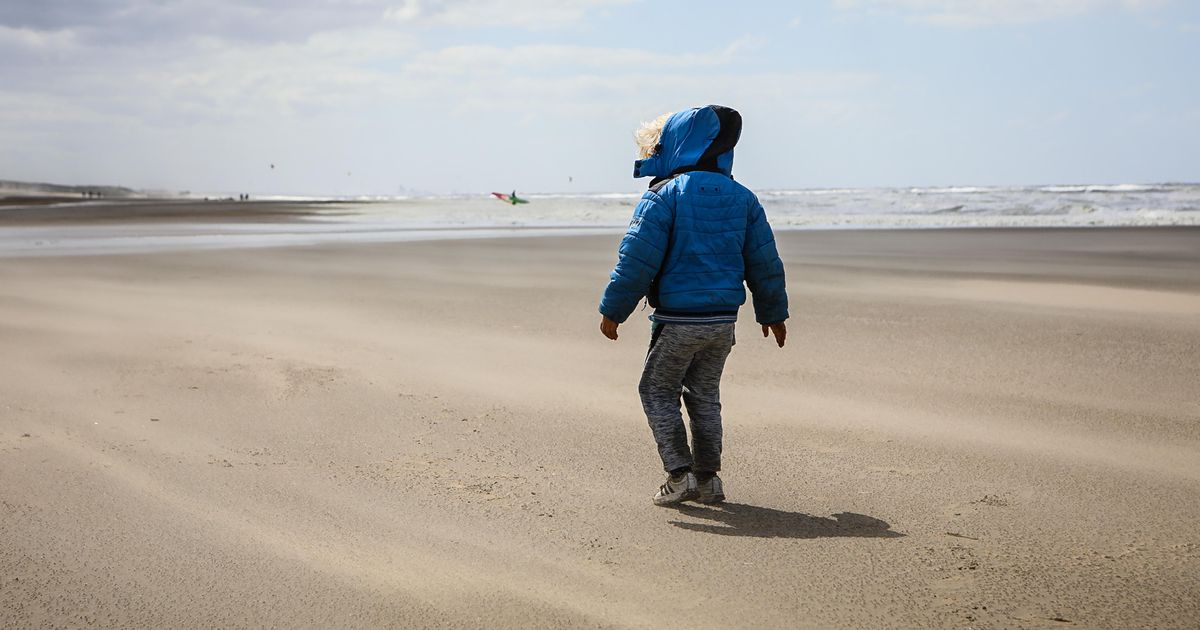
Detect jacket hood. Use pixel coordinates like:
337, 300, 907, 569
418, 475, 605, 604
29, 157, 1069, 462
633, 105, 742, 181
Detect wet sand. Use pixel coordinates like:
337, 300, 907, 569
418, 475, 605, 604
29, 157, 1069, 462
2, 227, 1199, 628
0, 199, 346, 224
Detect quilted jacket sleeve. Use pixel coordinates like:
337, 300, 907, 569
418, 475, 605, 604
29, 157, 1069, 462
743, 196, 789, 325
598, 190, 673, 323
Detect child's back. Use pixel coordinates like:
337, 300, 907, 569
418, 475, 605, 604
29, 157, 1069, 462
598, 105, 788, 505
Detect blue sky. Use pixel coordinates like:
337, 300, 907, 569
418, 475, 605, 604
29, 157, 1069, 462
1, 0, 1197, 195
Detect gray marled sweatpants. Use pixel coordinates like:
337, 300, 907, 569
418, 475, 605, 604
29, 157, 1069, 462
639, 322, 736, 474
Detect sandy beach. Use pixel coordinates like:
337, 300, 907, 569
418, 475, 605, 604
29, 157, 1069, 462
2, 225, 1199, 628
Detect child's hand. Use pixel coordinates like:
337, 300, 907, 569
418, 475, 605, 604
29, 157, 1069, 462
762, 322, 787, 348
600, 316, 620, 340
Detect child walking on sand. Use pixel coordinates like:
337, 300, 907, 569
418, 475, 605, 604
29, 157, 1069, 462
598, 105, 789, 506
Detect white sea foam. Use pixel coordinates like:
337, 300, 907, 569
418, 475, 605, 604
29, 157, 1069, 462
1037, 184, 1165, 194
905, 186, 993, 194
760, 188, 862, 196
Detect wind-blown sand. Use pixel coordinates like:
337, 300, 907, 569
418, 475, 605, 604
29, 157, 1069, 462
2, 227, 1198, 628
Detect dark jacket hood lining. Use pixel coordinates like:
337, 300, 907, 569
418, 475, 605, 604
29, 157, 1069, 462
638, 105, 742, 187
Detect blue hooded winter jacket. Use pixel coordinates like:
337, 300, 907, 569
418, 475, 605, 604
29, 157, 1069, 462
598, 105, 788, 325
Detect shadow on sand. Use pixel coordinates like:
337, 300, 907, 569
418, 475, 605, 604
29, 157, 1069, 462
668, 502, 904, 539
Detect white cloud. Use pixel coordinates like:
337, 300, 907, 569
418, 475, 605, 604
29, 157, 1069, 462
0, 16, 768, 130
394, 68, 878, 120
402, 42, 743, 77
0, 0, 638, 50
384, 0, 638, 28
834, 0, 1170, 26
1, 25, 420, 126
0, 24, 79, 53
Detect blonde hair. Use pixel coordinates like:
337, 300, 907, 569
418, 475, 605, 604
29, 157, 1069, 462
635, 112, 673, 159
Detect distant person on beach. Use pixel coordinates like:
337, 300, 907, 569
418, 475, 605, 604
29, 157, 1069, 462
598, 105, 789, 506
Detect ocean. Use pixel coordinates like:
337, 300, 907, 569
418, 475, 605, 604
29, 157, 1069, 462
2, 183, 1198, 256
327, 182, 1200, 230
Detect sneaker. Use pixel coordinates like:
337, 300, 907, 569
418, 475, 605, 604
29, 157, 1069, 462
695, 474, 725, 504
652, 472, 699, 506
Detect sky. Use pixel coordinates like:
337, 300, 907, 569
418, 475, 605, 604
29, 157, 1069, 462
1, 0, 1197, 196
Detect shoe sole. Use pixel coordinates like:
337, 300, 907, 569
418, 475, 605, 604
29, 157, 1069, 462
653, 489, 699, 506
696, 493, 725, 505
